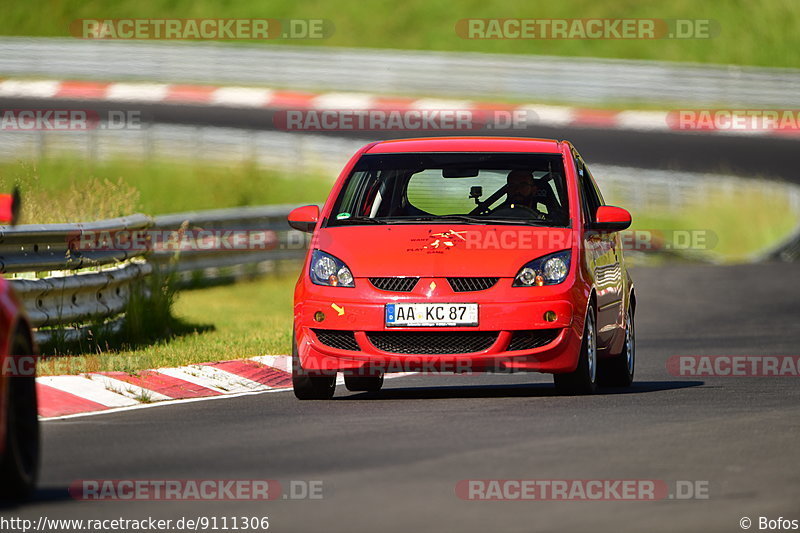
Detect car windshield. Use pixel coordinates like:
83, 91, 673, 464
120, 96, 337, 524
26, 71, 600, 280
327, 152, 570, 227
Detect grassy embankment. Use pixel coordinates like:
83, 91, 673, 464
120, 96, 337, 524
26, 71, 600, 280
3, 0, 798, 69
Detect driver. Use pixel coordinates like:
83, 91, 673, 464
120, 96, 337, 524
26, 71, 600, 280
500, 170, 545, 216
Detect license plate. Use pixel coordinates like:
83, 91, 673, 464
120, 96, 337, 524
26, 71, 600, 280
385, 303, 478, 327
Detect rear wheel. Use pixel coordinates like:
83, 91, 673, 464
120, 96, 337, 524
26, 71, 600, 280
0, 329, 39, 501
598, 306, 635, 387
554, 305, 598, 395
344, 374, 384, 393
291, 332, 336, 400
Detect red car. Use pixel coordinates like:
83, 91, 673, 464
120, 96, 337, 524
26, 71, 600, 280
288, 137, 635, 399
0, 191, 39, 500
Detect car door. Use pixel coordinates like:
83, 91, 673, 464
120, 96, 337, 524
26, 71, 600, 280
575, 152, 623, 348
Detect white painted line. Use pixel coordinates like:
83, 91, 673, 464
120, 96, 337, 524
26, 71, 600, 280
106, 83, 170, 102
211, 86, 273, 107
250, 355, 292, 373
0, 80, 61, 98
519, 104, 575, 126
615, 110, 671, 131
312, 92, 376, 110
37, 375, 139, 408
159, 365, 267, 393
155, 367, 231, 394
86, 374, 172, 402
411, 98, 473, 110
185, 364, 269, 392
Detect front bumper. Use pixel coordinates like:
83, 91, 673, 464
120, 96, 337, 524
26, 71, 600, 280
294, 277, 585, 374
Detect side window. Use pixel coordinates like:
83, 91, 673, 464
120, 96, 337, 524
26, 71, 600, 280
576, 157, 601, 224
584, 164, 605, 207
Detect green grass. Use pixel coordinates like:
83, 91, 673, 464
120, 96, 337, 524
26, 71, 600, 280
620, 179, 799, 262
0, 156, 334, 223
36, 270, 298, 376
632, 210, 796, 262
2, 0, 798, 68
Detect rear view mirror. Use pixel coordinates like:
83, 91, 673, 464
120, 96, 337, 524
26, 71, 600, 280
592, 205, 631, 232
0, 188, 21, 225
442, 168, 479, 178
288, 205, 320, 233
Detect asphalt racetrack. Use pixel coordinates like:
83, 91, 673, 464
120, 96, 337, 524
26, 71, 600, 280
4, 262, 799, 532
1, 96, 800, 180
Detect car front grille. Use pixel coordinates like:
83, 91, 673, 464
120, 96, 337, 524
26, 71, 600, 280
507, 329, 561, 351
313, 329, 360, 351
369, 277, 419, 292
366, 331, 498, 355
447, 277, 499, 292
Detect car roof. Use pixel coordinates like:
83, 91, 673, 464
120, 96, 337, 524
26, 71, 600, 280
365, 137, 565, 154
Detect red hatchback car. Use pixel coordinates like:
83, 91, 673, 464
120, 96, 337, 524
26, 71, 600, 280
0, 191, 39, 500
288, 137, 635, 399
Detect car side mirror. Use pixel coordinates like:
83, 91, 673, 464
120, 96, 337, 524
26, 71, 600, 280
591, 205, 631, 232
0, 188, 21, 225
288, 205, 320, 233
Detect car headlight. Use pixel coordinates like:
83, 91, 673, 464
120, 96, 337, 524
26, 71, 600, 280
513, 250, 571, 286
310, 250, 355, 287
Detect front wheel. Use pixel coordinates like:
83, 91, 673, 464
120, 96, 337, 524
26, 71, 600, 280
0, 329, 39, 501
554, 305, 598, 395
291, 333, 336, 400
598, 305, 635, 387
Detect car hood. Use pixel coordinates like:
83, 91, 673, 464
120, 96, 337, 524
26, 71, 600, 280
313, 224, 574, 277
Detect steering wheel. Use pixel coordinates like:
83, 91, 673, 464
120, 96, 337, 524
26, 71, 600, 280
489, 204, 545, 220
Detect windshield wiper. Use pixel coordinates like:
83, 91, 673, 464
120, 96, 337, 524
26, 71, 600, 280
400, 215, 551, 226
399, 215, 484, 224
335, 216, 389, 224
478, 217, 553, 227
335, 215, 554, 227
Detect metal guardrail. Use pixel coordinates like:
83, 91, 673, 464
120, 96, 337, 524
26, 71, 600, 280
12, 262, 151, 329
151, 205, 308, 284
2, 206, 307, 343
1, 38, 800, 107
1, 214, 153, 343
0, 214, 151, 273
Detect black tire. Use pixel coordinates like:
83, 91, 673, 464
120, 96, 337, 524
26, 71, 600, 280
554, 304, 598, 395
598, 305, 635, 388
291, 332, 336, 400
344, 374, 384, 392
0, 329, 39, 501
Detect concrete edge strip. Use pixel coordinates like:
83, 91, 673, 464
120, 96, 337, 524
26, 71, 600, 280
1, 78, 798, 138
37, 355, 412, 420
